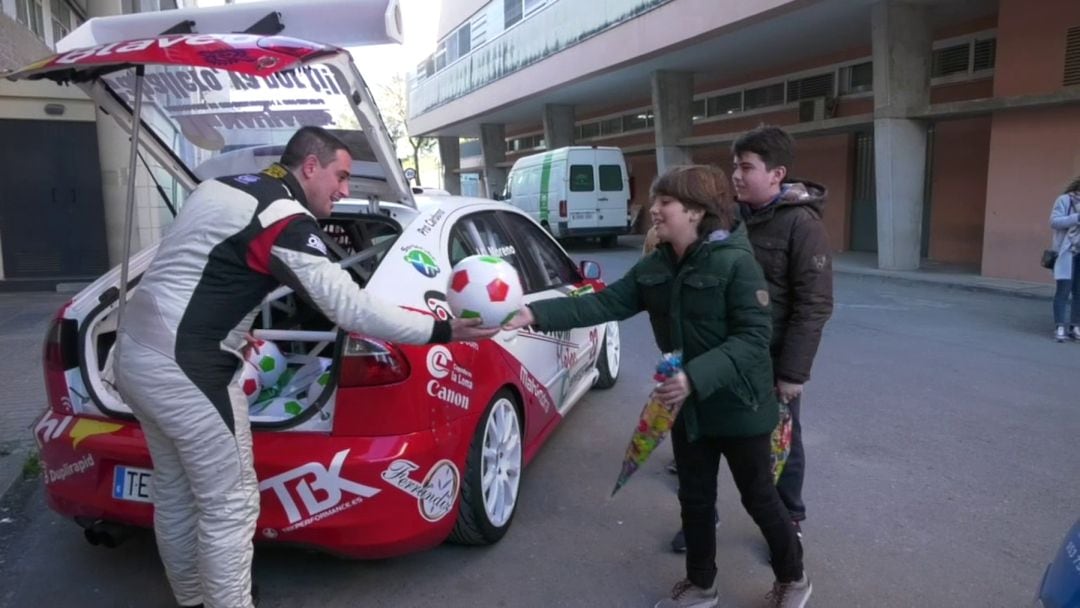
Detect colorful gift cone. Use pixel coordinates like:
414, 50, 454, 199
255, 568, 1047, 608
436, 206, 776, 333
770, 402, 793, 483
611, 352, 682, 497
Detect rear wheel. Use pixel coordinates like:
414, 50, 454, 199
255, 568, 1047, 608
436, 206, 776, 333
449, 389, 523, 545
594, 321, 621, 389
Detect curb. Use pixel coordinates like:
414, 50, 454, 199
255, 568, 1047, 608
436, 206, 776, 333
0, 443, 34, 503
834, 267, 1054, 301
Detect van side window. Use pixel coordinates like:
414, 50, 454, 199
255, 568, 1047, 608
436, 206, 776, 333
598, 165, 623, 192
569, 165, 594, 192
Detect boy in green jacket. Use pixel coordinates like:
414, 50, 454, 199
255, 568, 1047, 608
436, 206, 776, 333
504, 165, 810, 608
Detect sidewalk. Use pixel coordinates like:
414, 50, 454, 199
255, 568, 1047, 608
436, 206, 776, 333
833, 251, 1055, 300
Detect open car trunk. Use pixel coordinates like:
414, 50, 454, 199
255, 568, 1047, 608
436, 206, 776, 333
77, 211, 403, 427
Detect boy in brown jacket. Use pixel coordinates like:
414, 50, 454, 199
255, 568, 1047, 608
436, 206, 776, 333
732, 125, 833, 538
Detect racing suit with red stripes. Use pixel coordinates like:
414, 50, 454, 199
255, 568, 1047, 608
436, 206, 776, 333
113, 167, 449, 608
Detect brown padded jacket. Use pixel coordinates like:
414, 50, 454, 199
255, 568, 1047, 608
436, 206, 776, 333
741, 180, 833, 384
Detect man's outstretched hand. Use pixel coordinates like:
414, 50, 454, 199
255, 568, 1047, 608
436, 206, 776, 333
449, 317, 500, 341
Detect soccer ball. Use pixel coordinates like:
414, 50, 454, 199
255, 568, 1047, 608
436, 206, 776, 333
237, 362, 262, 405
446, 255, 524, 328
244, 339, 286, 389
254, 396, 305, 419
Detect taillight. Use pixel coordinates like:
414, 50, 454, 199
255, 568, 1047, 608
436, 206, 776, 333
43, 309, 77, 414
559, 200, 567, 217
338, 335, 410, 387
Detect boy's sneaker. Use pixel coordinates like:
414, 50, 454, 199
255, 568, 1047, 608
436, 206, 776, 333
654, 579, 719, 608
1070, 326, 1080, 341
1055, 326, 1067, 342
666, 460, 678, 475
765, 575, 812, 608
670, 510, 720, 553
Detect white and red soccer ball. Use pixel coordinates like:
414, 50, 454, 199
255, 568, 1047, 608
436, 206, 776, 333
446, 255, 524, 328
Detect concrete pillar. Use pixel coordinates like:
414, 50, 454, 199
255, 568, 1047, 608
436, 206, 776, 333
480, 123, 507, 199
542, 104, 575, 150
438, 136, 461, 195
651, 70, 694, 176
872, 0, 931, 270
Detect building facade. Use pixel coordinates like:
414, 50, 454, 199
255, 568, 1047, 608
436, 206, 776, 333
408, 0, 1080, 282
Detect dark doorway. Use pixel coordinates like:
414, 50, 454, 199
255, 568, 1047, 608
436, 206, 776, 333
0, 120, 109, 280
849, 131, 877, 252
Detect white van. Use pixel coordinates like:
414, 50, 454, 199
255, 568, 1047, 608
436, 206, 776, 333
504, 146, 630, 248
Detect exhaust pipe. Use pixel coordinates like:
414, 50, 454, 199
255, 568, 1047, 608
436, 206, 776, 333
81, 520, 133, 549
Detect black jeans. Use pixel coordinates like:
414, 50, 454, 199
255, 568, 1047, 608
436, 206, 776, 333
776, 396, 805, 521
672, 415, 803, 588
1052, 253, 1080, 325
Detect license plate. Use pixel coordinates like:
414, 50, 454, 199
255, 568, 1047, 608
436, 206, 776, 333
112, 466, 153, 503
570, 211, 594, 220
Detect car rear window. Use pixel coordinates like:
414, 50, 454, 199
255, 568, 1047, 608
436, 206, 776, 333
599, 165, 623, 191
569, 165, 594, 192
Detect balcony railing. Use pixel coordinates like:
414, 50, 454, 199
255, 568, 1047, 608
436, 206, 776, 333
408, 0, 672, 119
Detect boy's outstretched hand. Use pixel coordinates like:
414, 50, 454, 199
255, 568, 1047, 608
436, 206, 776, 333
501, 306, 534, 331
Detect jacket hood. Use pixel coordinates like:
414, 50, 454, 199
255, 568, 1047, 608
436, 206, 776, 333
775, 179, 827, 217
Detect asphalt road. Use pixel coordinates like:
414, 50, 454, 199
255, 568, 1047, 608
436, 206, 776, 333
0, 239, 1076, 608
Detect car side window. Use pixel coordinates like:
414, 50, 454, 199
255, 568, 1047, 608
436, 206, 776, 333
448, 212, 531, 288
569, 165, 594, 192
499, 212, 580, 290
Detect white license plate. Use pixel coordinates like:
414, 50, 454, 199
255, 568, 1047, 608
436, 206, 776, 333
570, 211, 594, 220
112, 466, 153, 503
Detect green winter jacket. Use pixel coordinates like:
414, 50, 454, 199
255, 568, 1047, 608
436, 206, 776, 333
528, 223, 778, 440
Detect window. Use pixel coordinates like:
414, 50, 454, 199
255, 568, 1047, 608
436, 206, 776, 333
622, 110, 653, 131
578, 122, 600, 140
743, 83, 785, 110
569, 165, 594, 192
523, 0, 545, 15
692, 99, 706, 120
786, 73, 834, 102
932, 43, 970, 77
449, 213, 525, 278
706, 92, 742, 116
1067, 27, 1080, 86
839, 61, 873, 95
458, 23, 472, 57
17, 0, 46, 39
972, 38, 996, 72
51, 0, 71, 40
599, 117, 623, 136
598, 165, 623, 192
504, 0, 523, 28
500, 213, 579, 291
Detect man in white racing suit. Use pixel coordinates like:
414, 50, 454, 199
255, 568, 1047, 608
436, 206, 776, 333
113, 126, 496, 608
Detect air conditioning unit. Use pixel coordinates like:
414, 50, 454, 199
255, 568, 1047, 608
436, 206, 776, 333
798, 97, 837, 122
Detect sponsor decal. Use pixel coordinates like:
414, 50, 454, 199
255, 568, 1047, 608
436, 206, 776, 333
262, 163, 289, 179
55, 34, 262, 65
45, 454, 94, 485
518, 366, 553, 414
380, 459, 460, 522
258, 449, 380, 532
70, 419, 124, 449
35, 413, 72, 447
416, 209, 445, 237
423, 290, 452, 321
425, 346, 473, 411
812, 254, 829, 271
478, 244, 516, 258
234, 174, 260, 184
568, 284, 595, 297
403, 246, 440, 278
305, 234, 328, 255
755, 289, 770, 307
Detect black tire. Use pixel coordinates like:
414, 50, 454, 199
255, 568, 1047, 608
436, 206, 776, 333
594, 322, 620, 389
448, 389, 523, 545
600, 235, 618, 249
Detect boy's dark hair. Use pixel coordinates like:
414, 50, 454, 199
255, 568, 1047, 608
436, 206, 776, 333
280, 126, 350, 170
1064, 175, 1080, 195
650, 165, 736, 237
732, 125, 794, 171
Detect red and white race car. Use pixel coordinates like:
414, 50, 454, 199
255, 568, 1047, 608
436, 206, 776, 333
16, 0, 621, 558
